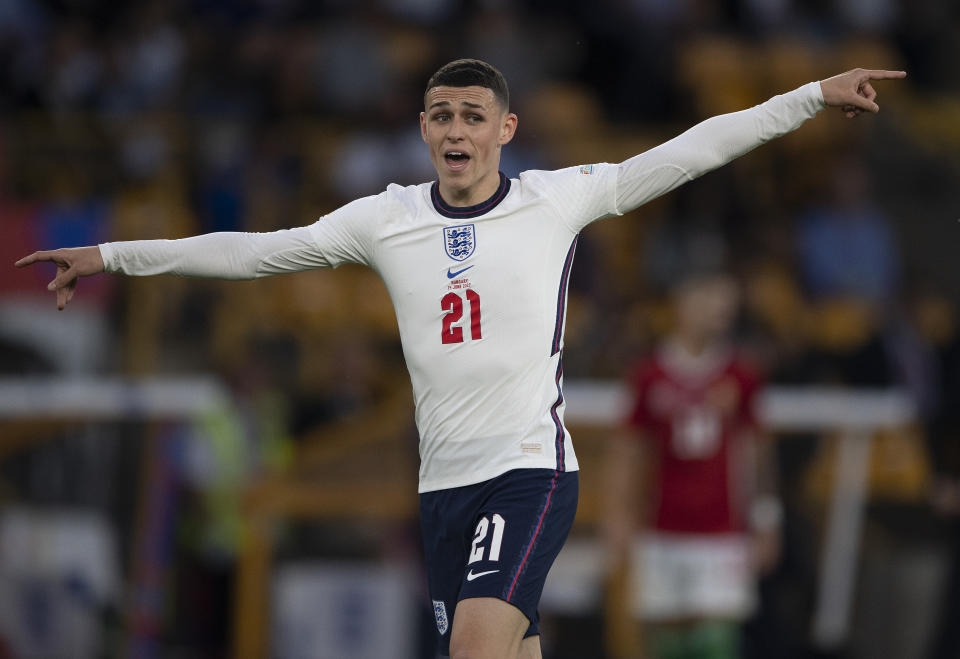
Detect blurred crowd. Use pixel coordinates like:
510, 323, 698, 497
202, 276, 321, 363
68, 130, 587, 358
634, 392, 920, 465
1, 0, 959, 658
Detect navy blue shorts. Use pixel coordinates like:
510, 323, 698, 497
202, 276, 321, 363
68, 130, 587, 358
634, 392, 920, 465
419, 468, 579, 655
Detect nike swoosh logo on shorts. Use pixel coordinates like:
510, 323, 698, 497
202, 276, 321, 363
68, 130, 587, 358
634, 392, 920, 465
447, 265, 474, 279
466, 569, 499, 581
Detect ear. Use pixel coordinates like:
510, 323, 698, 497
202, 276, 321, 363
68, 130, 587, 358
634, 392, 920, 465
419, 111, 428, 143
499, 112, 518, 146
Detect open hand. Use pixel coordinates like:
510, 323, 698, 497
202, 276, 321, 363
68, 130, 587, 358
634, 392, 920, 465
15, 246, 105, 310
820, 68, 906, 119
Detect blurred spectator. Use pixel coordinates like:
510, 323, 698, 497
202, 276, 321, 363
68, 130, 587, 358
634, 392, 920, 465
113, 7, 185, 112
837, 0, 897, 34
194, 120, 251, 232
463, 7, 581, 101
47, 22, 103, 112
797, 156, 899, 305
380, 0, 456, 25
314, 15, 392, 116
331, 128, 437, 199
740, 0, 793, 34
894, 0, 960, 91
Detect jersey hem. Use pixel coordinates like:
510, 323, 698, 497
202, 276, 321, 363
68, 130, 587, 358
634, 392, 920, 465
417, 462, 580, 494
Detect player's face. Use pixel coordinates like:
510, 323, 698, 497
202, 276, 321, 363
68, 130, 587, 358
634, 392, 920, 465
676, 276, 740, 341
420, 85, 517, 206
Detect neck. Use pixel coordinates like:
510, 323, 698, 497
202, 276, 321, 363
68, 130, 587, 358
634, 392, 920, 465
675, 330, 713, 356
662, 334, 729, 380
438, 170, 502, 207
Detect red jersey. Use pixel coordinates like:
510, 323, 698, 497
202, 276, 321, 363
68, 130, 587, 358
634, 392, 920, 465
625, 343, 761, 534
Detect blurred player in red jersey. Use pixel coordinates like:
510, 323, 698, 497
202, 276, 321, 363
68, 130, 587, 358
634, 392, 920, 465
604, 269, 781, 659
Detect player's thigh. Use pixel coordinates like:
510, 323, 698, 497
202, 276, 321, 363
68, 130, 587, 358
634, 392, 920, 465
518, 634, 542, 659
449, 596, 529, 659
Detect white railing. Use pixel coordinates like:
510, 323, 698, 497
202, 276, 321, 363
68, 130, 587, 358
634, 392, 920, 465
0, 377, 228, 419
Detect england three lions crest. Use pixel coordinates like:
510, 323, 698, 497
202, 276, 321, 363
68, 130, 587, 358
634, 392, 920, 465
443, 224, 476, 262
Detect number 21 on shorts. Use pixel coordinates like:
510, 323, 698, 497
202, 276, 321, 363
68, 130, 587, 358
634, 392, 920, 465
468, 514, 505, 564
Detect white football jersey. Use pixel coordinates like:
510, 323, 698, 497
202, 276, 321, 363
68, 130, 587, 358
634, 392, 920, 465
99, 82, 825, 492
306, 165, 619, 491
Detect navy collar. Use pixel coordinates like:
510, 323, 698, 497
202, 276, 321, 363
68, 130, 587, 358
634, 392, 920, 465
431, 172, 511, 219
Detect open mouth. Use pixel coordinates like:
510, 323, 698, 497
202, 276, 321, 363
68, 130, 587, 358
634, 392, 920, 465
444, 151, 470, 170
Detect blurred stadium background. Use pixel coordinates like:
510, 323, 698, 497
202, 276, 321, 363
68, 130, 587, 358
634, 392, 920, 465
1, 0, 959, 658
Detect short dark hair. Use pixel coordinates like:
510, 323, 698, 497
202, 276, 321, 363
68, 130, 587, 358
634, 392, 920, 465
424, 59, 509, 111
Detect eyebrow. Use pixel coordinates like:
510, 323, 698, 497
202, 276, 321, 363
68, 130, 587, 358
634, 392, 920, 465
428, 100, 486, 111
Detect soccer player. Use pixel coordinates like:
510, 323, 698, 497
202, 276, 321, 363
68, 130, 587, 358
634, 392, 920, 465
16, 60, 904, 659
603, 269, 779, 659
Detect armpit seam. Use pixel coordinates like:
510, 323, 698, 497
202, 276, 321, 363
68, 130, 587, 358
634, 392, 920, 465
615, 162, 694, 211
254, 245, 325, 277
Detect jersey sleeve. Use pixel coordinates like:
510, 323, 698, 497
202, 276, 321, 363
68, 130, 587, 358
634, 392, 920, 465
613, 81, 826, 214
305, 193, 380, 269
98, 194, 379, 278
523, 163, 622, 233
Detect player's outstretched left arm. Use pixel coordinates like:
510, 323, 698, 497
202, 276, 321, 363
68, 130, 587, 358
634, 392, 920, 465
15, 246, 104, 311
820, 68, 906, 118
609, 68, 906, 217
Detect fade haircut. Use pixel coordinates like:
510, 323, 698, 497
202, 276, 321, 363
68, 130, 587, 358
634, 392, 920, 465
425, 59, 510, 111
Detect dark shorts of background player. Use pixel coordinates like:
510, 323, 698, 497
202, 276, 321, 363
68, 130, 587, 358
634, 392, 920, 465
420, 467, 579, 656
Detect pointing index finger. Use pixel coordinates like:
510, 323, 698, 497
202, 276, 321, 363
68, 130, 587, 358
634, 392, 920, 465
14, 251, 47, 268
865, 70, 907, 80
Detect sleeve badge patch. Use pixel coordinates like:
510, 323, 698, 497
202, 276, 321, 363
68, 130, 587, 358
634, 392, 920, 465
433, 599, 449, 635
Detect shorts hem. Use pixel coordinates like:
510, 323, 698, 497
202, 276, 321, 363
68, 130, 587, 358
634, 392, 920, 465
456, 593, 536, 627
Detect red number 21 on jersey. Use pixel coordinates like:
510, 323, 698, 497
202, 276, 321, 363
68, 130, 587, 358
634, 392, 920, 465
441, 290, 482, 344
